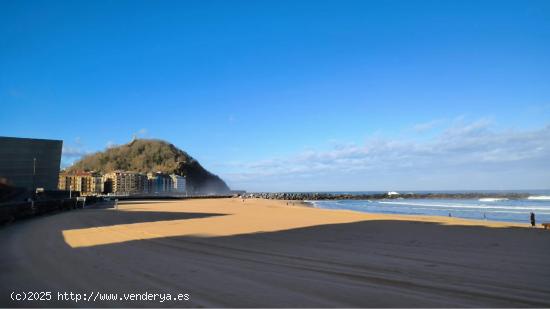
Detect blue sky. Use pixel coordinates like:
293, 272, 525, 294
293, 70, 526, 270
1, 0, 549, 191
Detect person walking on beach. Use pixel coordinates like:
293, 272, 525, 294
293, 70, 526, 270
530, 212, 536, 227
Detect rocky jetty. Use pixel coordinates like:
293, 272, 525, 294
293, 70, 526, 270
245, 192, 530, 201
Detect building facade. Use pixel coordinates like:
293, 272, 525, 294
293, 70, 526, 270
103, 171, 147, 195
147, 172, 173, 194
57, 170, 187, 196
170, 174, 186, 193
58, 171, 103, 195
0, 136, 62, 190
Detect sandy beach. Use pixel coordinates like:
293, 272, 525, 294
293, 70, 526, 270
1, 197, 549, 307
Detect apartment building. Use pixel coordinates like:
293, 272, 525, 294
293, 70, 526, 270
147, 172, 173, 194
58, 170, 186, 196
103, 171, 147, 195
170, 174, 186, 193
58, 171, 103, 195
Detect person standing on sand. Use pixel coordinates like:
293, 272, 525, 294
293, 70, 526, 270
530, 212, 536, 227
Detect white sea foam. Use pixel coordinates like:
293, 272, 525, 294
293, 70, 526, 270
377, 201, 550, 211
527, 196, 550, 200
305, 200, 318, 207
479, 198, 508, 202
311, 198, 550, 223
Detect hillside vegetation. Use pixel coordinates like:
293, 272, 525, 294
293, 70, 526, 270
67, 139, 230, 194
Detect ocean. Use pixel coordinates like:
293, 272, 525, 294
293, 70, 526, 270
307, 191, 550, 224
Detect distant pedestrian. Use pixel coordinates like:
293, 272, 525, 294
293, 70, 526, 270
483, 213, 486, 220
448, 212, 452, 217
530, 212, 536, 227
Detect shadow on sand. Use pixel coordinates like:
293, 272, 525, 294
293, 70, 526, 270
68, 217, 550, 307
2, 207, 550, 308
63, 208, 229, 230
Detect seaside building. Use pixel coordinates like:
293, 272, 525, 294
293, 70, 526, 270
170, 174, 186, 193
103, 178, 113, 194
0, 136, 62, 191
90, 175, 104, 194
147, 172, 173, 194
57, 170, 186, 196
59, 173, 78, 191
103, 171, 147, 195
58, 171, 103, 195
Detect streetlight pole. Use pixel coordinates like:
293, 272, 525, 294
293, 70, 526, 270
32, 157, 36, 198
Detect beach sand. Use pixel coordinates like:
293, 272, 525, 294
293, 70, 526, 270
1, 198, 549, 307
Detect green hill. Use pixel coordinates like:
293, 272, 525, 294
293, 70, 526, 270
67, 139, 230, 194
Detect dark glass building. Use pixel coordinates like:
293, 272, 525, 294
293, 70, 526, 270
0, 137, 63, 190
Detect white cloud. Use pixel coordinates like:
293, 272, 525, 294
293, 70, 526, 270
62, 146, 89, 158
61, 139, 92, 168
221, 119, 550, 191
412, 119, 444, 132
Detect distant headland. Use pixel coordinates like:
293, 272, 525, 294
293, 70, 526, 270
65, 139, 230, 195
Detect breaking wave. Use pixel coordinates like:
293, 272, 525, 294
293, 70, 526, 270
312, 198, 550, 223
528, 196, 550, 200
377, 201, 549, 211
479, 198, 508, 202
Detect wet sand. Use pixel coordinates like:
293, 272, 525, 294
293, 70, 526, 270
1, 198, 549, 307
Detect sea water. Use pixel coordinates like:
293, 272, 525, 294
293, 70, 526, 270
308, 195, 550, 224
